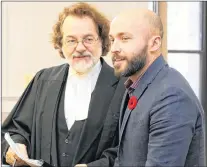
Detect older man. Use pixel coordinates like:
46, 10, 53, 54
109, 8, 206, 167
2, 3, 125, 167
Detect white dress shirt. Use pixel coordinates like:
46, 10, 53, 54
64, 60, 102, 130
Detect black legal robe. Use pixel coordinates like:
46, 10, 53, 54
1, 58, 126, 167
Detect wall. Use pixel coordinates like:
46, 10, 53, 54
2, 2, 151, 122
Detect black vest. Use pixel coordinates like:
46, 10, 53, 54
56, 84, 86, 167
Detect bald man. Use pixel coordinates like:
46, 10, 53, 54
109, 9, 206, 167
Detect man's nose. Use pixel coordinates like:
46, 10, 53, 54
75, 41, 86, 52
110, 41, 121, 54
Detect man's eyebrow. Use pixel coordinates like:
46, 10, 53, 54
109, 32, 132, 38
65, 35, 76, 38
117, 32, 132, 36
66, 34, 95, 38
82, 34, 97, 38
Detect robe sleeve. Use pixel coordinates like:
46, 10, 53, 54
86, 78, 126, 167
1, 69, 44, 163
87, 134, 119, 167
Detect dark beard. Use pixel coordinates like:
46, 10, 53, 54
114, 47, 147, 77
121, 54, 146, 77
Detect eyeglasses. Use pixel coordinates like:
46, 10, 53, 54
65, 36, 99, 48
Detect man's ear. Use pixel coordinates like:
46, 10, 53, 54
148, 36, 161, 52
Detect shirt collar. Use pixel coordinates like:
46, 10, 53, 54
124, 78, 135, 95
124, 72, 145, 95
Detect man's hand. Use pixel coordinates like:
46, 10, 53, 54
5, 143, 29, 166
75, 164, 87, 167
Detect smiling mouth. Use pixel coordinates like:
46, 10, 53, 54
115, 58, 124, 61
73, 56, 90, 59
113, 57, 125, 63
113, 58, 126, 68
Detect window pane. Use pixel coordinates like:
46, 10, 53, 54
167, 2, 201, 50
167, 53, 201, 101
148, 2, 154, 11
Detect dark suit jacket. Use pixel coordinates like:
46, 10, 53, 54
2, 58, 126, 167
115, 56, 206, 167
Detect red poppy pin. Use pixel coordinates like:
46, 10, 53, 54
128, 96, 138, 110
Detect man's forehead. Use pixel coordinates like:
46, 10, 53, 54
110, 18, 143, 36
62, 16, 95, 28
110, 10, 154, 37
62, 15, 98, 36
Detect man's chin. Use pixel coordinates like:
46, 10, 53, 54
114, 69, 123, 77
73, 63, 94, 74
114, 68, 135, 78
114, 65, 127, 77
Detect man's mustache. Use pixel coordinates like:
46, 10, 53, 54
73, 53, 91, 58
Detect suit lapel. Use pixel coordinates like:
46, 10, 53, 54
119, 56, 167, 142
119, 91, 128, 132
74, 58, 118, 164
119, 80, 149, 141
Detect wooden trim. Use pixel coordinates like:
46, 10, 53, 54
158, 2, 167, 60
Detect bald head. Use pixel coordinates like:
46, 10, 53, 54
109, 8, 163, 78
111, 8, 163, 39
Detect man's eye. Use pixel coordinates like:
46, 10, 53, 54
109, 38, 114, 43
67, 40, 76, 43
121, 36, 130, 41
85, 38, 94, 42
84, 37, 95, 44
